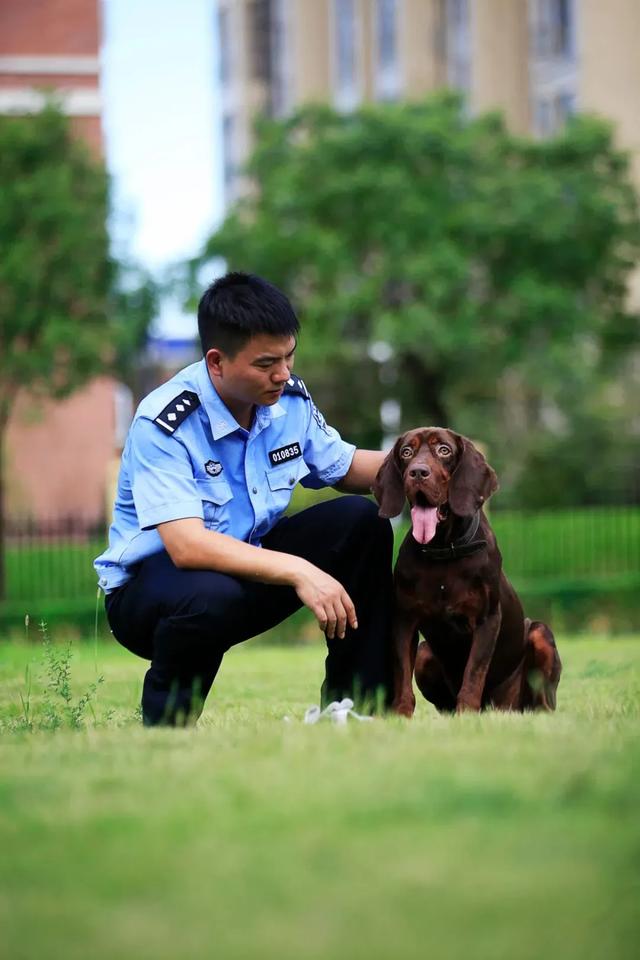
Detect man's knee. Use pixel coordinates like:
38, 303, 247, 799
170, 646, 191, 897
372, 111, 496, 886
165, 575, 248, 642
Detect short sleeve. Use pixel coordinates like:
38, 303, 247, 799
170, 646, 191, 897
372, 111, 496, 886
299, 400, 356, 489
129, 417, 204, 529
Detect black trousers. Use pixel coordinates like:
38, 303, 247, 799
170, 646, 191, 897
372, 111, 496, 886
105, 496, 394, 725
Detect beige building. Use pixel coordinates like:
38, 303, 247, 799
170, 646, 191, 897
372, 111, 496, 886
218, 0, 640, 208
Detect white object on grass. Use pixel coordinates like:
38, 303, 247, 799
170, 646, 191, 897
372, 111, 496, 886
303, 698, 374, 725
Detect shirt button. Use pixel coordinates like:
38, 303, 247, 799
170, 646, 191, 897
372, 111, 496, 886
289, 477, 295, 486
252, 486, 258, 494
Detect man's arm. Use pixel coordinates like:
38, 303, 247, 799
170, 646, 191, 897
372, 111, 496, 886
333, 449, 386, 494
157, 518, 357, 640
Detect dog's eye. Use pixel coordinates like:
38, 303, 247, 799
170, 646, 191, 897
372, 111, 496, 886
400, 446, 413, 460
436, 444, 452, 458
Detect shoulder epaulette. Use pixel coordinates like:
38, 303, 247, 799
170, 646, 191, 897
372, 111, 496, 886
284, 374, 311, 400
153, 390, 200, 435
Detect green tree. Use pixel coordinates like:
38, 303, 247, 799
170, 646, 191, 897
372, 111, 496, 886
0, 104, 155, 597
199, 93, 640, 506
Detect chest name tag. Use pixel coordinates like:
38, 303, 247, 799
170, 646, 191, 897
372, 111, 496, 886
269, 442, 302, 467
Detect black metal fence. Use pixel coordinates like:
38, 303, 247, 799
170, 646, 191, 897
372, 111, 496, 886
4, 517, 105, 603
1, 507, 639, 632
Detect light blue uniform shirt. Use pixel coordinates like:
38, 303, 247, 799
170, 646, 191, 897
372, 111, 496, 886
94, 359, 356, 593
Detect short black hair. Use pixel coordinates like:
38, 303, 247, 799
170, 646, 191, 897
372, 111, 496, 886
197, 272, 300, 356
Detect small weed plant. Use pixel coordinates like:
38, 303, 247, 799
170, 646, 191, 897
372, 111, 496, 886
13, 618, 110, 732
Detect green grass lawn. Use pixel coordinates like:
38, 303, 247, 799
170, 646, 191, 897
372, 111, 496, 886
1, 635, 639, 960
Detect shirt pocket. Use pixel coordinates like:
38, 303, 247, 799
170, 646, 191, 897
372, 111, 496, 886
265, 459, 310, 515
195, 477, 233, 529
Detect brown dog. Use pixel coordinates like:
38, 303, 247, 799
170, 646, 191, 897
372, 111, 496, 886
373, 428, 561, 716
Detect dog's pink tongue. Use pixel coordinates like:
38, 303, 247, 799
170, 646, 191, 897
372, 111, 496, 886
411, 506, 439, 544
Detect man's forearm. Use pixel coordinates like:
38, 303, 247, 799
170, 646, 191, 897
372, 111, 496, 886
158, 518, 308, 586
157, 517, 358, 639
334, 449, 386, 493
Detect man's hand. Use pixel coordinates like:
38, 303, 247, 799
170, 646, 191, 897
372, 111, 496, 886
291, 563, 358, 639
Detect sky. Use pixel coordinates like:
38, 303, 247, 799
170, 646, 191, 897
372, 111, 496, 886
101, 0, 222, 338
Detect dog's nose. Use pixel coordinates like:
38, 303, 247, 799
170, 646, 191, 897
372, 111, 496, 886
409, 467, 430, 480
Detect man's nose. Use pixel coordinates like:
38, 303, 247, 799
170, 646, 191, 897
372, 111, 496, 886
409, 466, 431, 480
272, 360, 291, 383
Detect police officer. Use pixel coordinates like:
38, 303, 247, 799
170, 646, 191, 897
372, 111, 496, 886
95, 272, 394, 726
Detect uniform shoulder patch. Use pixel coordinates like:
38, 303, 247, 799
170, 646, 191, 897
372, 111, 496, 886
153, 390, 201, 435
283, 374, 311, 400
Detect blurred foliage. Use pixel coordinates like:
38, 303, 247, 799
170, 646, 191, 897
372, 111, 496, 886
0, 103, 110, 421
0, 103, 157, 415
110, 262, 160, 389
0, 103, 157, 596
198, 93, 640, 506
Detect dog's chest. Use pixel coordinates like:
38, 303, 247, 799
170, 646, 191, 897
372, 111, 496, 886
396, 561, 487, 621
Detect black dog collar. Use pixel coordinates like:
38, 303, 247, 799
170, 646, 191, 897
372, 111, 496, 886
419, 511, 487, 561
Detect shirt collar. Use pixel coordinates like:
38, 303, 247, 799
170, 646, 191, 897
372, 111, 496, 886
196, 359, 286, 441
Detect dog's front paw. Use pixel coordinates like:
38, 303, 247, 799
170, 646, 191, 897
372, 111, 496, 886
456, 696, 481, 714
392, 696, 416, 718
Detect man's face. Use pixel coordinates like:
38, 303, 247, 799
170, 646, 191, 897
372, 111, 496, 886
206, 333, 296, 416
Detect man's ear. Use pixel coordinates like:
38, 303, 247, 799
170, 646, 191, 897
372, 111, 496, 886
372, 438, 406, 519
448, 434, 498, 517
206, 348, 224, 378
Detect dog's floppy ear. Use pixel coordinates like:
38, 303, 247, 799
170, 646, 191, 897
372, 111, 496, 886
448, 434, 498, 517
372, 438, 406, 519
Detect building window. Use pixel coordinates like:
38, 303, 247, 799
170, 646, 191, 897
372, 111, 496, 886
556, 90, 576, 124
556, 0, 572, 56
248, 0, 272, 83
533, 91, 576, 137
222, 114, 236, 194
534, 98, 553, 137
445, 0, 471, 93
270, 0, 291, 117
533, 0, 575, 60
334, 0, 360, 111
375, 0, 401, 101
530, 0, 577, 137
218, 6, 231, 86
